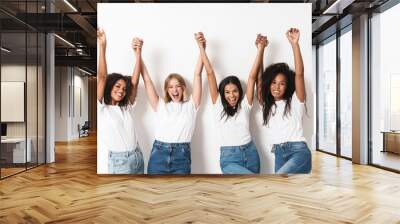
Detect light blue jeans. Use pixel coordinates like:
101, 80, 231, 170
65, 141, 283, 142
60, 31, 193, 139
108, 147, 144, 174
147, 140, 191, 175
220, 141, 260, 174
272, 141, 312, 174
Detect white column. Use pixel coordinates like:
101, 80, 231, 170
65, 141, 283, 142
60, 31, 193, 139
45, 0, 55, 163
46, 33, 55, 163
352, 14, 369, 164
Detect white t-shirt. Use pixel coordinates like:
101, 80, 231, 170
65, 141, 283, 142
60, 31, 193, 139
97, 100, 138, 152
263, 93, 306, 145
214, 96, 252, 147
154, 97, 198, 143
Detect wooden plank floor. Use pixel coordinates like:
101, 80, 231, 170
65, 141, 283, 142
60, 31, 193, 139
1, 167, 26, 178
1, 135, 400, 224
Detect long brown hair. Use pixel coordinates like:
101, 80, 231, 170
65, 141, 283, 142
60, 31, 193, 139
218, 76, 243, 120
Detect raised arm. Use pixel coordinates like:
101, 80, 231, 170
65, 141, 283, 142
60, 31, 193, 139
192, 50, 204, 109
195, 32, 218, 104
140, 57, 160, 111
256, 54, 264, 105
247, 34, 268, 106
129, 37, 143, 104
286, 28, 305, 102
97, 28, 107, 102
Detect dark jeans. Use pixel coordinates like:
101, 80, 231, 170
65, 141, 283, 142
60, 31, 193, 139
272, 141, 312, 174
147, 140, 191, 174
220, 141, 260, 174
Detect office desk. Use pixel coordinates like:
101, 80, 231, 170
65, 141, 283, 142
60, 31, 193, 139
1, 138, 31, 163
381, 131, 400, 154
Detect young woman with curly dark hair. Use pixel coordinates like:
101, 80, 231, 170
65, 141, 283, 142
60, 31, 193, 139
260, 28, 311, 174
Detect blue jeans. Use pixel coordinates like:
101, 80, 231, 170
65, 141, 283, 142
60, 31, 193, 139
220, 141, 260, 174
272, 141, 312, 174
108, 147, 144, 174
147, 140, 191, 174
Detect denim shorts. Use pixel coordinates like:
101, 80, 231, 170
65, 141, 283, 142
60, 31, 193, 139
220, 141, 260, 174
147, 140, 191, 174
272, 141, 312, 174
108, 147, 144, 174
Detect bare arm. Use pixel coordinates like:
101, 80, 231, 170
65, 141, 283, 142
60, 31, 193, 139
140, 59, 160, 111
195, 32, 218, 104
97, 29, 107, 102
247, 34, 267, 106
287, 28, 305, 102
192, 54, 204, 109
256, 58, 264, 105
129, 37, 143, 104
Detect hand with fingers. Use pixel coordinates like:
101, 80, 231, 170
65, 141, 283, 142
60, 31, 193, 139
255, 34, 262, 47
286, 28, 300, 45
97, 28, 107, 49
132, 37, 143, 54
194, 32, 206, 50
255, 34, 268, 50
97, 28, 108, 102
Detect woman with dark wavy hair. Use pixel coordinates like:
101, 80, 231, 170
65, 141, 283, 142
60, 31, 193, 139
260, 28, 311, 174
198, 32, 267, 174
97, 29, 144, 174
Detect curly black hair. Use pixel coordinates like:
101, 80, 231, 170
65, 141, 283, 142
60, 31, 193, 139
260, 63, 295, 125
103, 73, 132, 108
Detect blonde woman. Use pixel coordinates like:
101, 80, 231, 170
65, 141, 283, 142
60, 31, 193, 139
140, 37, 204, 174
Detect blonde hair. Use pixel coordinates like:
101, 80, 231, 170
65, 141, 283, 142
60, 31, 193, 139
163, 73, 188, 103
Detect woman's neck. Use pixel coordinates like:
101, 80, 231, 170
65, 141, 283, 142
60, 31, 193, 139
111, 100, 118, 106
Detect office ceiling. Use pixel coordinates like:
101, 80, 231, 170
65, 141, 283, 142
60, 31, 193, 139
0, 0, 391, 75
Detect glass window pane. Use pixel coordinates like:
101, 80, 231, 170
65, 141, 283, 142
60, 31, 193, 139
27, 31, 38, 169
0, 1, 46, 179
340, 29, 352, 158
38, 32, 45, 165
371, 3, 400, 171
318, 37, 337, 154
1, 31, 27, 177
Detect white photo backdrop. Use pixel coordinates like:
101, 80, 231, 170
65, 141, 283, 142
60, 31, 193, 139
97, 3, 313, 174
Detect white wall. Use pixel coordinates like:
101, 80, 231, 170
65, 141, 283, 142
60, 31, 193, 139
312, 45, 317, 149
55, 67, 89, 141
1, 64, 45, 163
1, 82, 24, 122
55, 67, 68, 141
1, 65, 32, 137
98, 3, 313, 174
72, 72, 89, 136
1, 65, 26, 140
